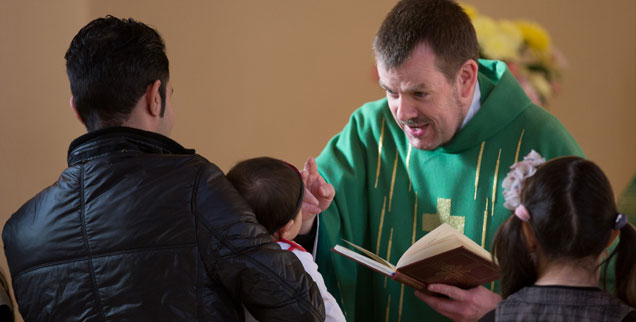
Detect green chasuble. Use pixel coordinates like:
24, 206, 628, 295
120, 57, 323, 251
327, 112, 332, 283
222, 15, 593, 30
618, 175, 636, 223
314, 60, 584, 322
602, 175, 636, 296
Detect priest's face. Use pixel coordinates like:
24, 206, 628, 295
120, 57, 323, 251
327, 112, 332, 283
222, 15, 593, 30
377, 43, 471, 151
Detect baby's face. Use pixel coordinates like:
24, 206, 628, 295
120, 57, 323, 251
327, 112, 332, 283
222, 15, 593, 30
286, 209, 304, 240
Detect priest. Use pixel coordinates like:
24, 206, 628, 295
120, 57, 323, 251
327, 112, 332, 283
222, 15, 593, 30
298, 0, 584, 321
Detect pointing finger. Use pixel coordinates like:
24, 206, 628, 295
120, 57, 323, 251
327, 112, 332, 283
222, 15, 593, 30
320, 183, 335, 199
304, 157, 317, 175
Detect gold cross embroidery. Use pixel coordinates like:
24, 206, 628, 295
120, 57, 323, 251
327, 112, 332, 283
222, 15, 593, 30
422, 197, 465, 233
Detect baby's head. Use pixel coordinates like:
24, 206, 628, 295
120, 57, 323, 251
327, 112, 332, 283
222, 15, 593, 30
226, 157, 304, 241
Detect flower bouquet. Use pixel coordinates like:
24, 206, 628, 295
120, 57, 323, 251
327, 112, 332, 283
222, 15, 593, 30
461, 4, 566, 106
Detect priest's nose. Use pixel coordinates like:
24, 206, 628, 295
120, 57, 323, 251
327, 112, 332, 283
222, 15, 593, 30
394, 96, 418, 122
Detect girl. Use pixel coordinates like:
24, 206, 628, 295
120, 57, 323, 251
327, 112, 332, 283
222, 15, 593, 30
481, 151, 635, 321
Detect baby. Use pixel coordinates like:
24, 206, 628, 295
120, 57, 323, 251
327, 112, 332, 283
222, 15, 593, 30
227, 157, 346, 322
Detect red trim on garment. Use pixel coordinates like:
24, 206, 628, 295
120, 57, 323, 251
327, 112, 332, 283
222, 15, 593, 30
277, 238, 307, 252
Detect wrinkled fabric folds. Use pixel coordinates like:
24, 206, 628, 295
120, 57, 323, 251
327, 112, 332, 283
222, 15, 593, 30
3, 126, 325, 322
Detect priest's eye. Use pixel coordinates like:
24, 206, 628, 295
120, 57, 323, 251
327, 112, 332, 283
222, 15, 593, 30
413, 91, 426, 98
385, 89, 398, 98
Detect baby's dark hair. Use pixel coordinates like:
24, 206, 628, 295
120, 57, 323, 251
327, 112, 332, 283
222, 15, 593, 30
492, 156, 636, 306
226, 157, 304, 235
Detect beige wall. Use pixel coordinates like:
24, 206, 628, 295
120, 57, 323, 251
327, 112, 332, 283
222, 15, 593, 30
1, 1, 634, 320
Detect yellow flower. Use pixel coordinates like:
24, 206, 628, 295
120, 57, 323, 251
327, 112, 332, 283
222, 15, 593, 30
465, 3, 563, 105
516, 20, 552, 54
459, 3, 478, 20
473, 17, 523, 60
528, 72, 552, 99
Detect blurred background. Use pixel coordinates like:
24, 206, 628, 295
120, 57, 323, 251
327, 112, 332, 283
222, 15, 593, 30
1, 1, 634, 320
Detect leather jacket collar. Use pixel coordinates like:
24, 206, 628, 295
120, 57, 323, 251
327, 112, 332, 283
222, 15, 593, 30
67, 126, 195, 166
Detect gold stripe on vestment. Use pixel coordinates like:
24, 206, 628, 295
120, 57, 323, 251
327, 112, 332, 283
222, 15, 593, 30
385, 295, 391, 322
336, 281, 347, 317
399, 284, 405, 322
412, 193, 418, 244
514, 129, 526, 163
376, 196, 387, 254
384, 228, 394, 288
481, 198, 489, 248
387, 228, 394, 262
491, 149, 502, 217
406, 145, 413, 192
474, 141, 486, 200
375, 117, 386, 188
389, 149, 399, 212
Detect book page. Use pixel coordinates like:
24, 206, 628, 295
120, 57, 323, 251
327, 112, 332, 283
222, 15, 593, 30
341, 239, 396, 270
332, 245, 396, 276
396, 223, 492, 268
450, 229, 492, 261
397, 236, 462, 268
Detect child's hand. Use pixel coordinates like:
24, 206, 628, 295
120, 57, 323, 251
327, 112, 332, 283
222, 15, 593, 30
415, 284, 501, 322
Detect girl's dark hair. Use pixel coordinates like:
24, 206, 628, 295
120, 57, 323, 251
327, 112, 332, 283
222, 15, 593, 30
226, 157, 304, 234
492, 156, 636, 306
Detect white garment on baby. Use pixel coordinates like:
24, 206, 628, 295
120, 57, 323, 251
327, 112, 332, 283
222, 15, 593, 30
243, 240, 347, 322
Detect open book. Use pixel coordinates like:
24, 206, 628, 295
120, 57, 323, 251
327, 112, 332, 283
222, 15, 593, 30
331, 223, 499, 290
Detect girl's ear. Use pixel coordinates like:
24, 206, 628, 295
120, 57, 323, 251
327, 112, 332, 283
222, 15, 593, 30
275, 220, 295, 240
521, 221, 537, 252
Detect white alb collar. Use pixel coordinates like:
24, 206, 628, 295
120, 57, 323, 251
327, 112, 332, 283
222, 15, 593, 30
460, 80, 481, 129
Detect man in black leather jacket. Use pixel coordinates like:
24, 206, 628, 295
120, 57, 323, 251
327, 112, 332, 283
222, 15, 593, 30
2, 16, 325, 322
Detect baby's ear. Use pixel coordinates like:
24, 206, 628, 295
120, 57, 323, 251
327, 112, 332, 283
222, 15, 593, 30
277, 220, 296, 240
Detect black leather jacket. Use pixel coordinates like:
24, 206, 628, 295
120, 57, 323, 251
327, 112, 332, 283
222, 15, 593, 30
3, 127, 325, 322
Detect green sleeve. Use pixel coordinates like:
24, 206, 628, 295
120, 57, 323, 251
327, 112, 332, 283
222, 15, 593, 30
517, 105, 585, 160
618, 175, 636, 224
604, 174, 636, 294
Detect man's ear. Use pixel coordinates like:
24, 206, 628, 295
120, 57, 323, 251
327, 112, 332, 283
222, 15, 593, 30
455, 59, 478, 101
69, 96, 84, 124
145, 80, 163, 117
521, 221, 537, 252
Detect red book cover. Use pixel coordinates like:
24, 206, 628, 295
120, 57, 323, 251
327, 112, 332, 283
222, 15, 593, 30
396, 246, 499, 289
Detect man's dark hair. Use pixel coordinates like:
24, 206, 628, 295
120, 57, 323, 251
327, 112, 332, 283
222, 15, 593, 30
65, 15, 169, 131
492, 157, 636, 306
226, 157, 304, 235
373, 0, 479, 81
